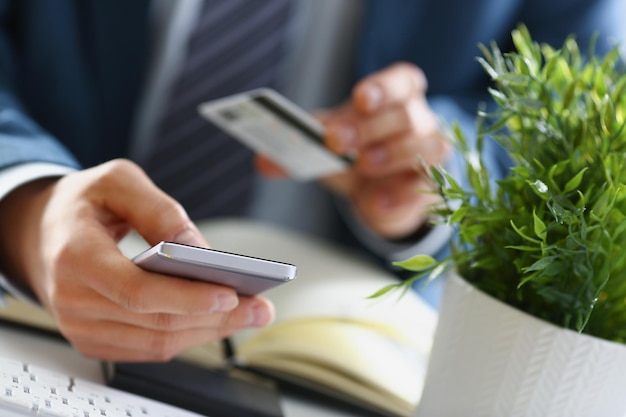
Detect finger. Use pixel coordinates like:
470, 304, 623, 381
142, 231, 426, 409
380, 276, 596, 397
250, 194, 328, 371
360, 95, 442, 144
85, 256, 244, 315
357, 127, 450, 177
62, 300, 274, 361
353, 62, 428, 114
59, 289, 273, 331
324, 64, 428, 155
326, 94, 441, 158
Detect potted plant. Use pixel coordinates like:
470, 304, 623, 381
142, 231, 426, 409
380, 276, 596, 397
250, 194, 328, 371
381, 25, 626, 416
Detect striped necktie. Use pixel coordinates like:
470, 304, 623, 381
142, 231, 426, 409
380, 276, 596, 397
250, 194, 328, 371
144, 0, 290, 220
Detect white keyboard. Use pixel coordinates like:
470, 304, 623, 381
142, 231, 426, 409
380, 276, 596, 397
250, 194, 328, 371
0, 356, 206, 417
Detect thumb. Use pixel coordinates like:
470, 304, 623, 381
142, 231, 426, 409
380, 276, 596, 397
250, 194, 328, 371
93, 159, 208, 248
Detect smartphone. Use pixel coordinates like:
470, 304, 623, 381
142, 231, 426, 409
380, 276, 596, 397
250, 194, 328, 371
132, 241, 297, 296
197, 87, 350, 180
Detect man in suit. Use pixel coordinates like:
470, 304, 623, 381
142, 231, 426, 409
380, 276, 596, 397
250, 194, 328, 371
0, 0, 622, 361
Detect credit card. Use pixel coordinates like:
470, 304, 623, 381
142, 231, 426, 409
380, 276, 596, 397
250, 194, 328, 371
198, 88, 350, 180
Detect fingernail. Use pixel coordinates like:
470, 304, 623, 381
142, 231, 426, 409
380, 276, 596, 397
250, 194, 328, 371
362, 84, 383, 112
248, 302, 273, 326
328, 124, 357, 153
215, 293, 239, 312
173, 227, 205, 247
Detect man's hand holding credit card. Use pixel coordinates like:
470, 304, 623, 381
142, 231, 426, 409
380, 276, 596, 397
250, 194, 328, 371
197, 88, 349, 180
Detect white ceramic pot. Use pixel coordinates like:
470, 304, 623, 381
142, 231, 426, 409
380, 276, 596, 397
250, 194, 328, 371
416, 271, 626, 417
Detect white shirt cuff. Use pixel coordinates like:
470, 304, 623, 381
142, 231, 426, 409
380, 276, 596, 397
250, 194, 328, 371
0, 162, 76, 201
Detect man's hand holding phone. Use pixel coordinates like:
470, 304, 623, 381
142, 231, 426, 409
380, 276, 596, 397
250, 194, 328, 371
0, 160, 277, 362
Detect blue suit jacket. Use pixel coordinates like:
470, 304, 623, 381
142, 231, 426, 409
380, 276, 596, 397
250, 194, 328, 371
0, 0, 623, 172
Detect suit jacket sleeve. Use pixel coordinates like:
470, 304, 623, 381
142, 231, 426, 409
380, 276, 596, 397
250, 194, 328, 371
0, 6, 80, 169
0, 1, 81, 302
0, 1, 80, 171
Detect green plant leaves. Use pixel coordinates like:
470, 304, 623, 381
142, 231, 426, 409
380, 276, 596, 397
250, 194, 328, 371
389, 24, 626, 342
564, 168, 588, 193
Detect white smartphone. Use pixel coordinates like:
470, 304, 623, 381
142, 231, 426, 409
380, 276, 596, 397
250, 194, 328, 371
132, 241, 297, 296
197, 87, 350, 180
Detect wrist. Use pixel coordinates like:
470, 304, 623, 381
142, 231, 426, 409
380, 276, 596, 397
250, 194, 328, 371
0, 178, 57, 291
